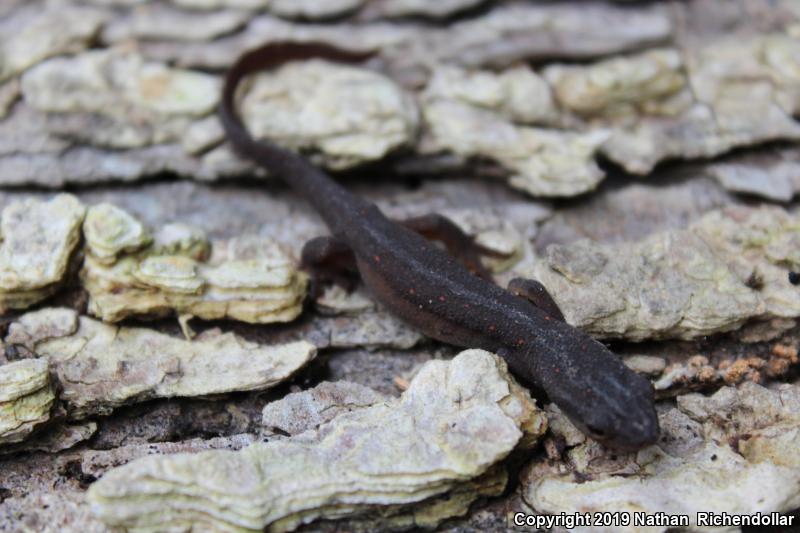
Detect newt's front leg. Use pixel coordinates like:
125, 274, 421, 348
507, 278, 565, 321
300, 236, 358, 298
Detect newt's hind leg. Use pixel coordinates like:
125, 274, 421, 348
400, 213, 505, 280
508, 278, 565, 321
301, 236, 358, 298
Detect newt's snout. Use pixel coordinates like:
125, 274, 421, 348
579, 370, 660, 451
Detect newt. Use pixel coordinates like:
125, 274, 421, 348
219, 42, 659, 450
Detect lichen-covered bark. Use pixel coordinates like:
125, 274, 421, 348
82, 216, 308, 326
86, 350, 545, 532
523, 383, 800, 533
3, 0, 799, 198
4, 308, 316, 419
2, 1, 800, 532
0, 195, 309, 323
521, 206, 800, 341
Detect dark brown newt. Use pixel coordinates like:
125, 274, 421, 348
219, 42, 659, 450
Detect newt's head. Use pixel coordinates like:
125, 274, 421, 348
529, 328, 660, 451
565, 370, 660, 452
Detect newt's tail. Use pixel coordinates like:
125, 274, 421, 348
218, 41, 375, 228
219, 41, 373, 180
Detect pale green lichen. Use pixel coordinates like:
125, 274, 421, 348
87, 350, 545, 532
425, 65, 559, 125
422, 98, 609, 197
0, 194, 86, 312
241, 60, 419, 170
22, 49, 219, 118
20, 49, 221, 150
0, 5, 107, 82
83, 203, 151, 264
543, 48, 687, 118
524, 206, 800, 340
5, 308, 317, 419
603, 34, 800, 174
80, 204, 307, 324
0, 358, 54, 446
